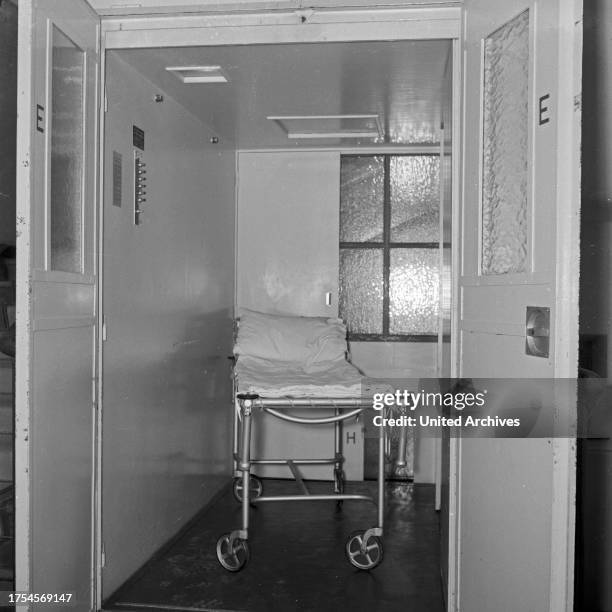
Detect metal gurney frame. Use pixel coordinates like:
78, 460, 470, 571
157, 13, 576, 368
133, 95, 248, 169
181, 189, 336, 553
215, 393, 386, 572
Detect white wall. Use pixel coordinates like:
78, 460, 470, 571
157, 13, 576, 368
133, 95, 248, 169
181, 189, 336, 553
236, 151, 340, 317
102, 53, 236, 598
236, 150, 438, 483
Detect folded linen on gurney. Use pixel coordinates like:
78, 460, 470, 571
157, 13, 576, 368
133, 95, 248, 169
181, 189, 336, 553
235, 355, 363, 398
233, 308, 364, 398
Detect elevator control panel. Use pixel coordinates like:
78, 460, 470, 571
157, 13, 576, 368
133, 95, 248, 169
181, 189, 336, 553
134, 152, 147, 225
133, 125, 146, 226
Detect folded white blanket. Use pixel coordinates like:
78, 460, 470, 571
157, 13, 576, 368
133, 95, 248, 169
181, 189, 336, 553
235, 355, 363, 398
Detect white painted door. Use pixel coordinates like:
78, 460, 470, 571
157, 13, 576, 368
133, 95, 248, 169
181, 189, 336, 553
15, 1, 99, 609
454, 0, 581, 611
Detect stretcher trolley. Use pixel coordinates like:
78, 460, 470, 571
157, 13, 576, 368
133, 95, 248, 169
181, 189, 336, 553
215, 310, 386, 573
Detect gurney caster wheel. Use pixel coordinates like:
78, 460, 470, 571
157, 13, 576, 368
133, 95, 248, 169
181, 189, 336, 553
345, 530, 383, 570
216, 533, 250, 572
233, 475, 263, 503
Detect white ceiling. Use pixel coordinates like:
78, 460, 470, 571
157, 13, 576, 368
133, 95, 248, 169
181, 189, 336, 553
114, 38, 451, 149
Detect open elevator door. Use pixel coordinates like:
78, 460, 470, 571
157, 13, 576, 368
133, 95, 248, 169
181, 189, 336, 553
15, 0, 100, 609
454, 0, 582, 610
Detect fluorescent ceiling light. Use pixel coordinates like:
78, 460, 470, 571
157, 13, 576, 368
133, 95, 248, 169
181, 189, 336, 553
165, 65, 229, 84
267, 114, 382, 140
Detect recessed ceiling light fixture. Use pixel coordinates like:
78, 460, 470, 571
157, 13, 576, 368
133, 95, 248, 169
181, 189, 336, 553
165, 65, 229, 84
267, 114, 382, 140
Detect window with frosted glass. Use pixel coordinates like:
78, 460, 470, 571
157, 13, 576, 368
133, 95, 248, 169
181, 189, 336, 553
481, 9, 530, 275
49, 26, 84, 274
339, 250, 384, 335
340, 156, 384, 242
389, 249, 439, 334
339, 155, 441, 339
390, 156, 440, 242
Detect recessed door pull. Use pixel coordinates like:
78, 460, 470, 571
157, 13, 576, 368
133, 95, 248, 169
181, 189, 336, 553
525, 307, 550, 358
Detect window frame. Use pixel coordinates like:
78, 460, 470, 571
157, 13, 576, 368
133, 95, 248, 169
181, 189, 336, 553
339, 153, 443, 342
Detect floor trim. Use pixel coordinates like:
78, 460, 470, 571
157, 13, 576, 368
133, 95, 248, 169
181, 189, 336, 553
109, 603, 245, 612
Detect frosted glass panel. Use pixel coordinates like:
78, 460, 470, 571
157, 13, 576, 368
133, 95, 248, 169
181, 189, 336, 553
389, 249, 439, 334
50, 26, 84, 274
340, 156, 384, 243
390, 156, 440, 242
339, 249, 383, 334
481, 9, 529, 275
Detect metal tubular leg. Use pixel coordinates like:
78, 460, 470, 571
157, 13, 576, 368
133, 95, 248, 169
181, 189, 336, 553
240, 401, 253, 536
334, 408, 343, 473
377, 407, 385, 530
396, 424, 407, 469
232, 399, 240, 473
334, 409, 339, 457
333, 408, 345, 500
391, 418, 412, 480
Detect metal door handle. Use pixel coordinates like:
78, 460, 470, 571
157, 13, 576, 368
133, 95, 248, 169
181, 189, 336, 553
525, 307, 550, 357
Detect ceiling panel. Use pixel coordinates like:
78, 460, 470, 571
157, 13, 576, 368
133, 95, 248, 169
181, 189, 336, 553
114, 39, 451, 149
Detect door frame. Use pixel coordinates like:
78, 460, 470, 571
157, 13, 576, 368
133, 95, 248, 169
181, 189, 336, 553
15, 0, 34, 593
546, 2, 583, 610
93, 2, 578, 611
96, 6, 461, 609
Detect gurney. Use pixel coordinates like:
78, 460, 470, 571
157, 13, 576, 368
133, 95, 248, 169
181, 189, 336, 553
215, 309, 386, 572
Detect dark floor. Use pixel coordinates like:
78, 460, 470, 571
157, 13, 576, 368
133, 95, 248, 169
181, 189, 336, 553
107, 480, 444, 612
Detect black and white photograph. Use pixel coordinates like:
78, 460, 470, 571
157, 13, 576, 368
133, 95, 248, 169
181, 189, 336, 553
0, 0, 608, 610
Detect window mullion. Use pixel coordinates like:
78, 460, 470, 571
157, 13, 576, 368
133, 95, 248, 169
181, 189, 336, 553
383, 155, 391, 336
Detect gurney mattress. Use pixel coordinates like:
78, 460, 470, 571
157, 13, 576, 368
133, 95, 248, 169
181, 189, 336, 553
235, 355, 363, 398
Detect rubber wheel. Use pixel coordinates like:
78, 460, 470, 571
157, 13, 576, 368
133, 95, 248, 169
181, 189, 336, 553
232, 475, 263, 503
216, 533, 250, 572
345, 530, 383, 570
